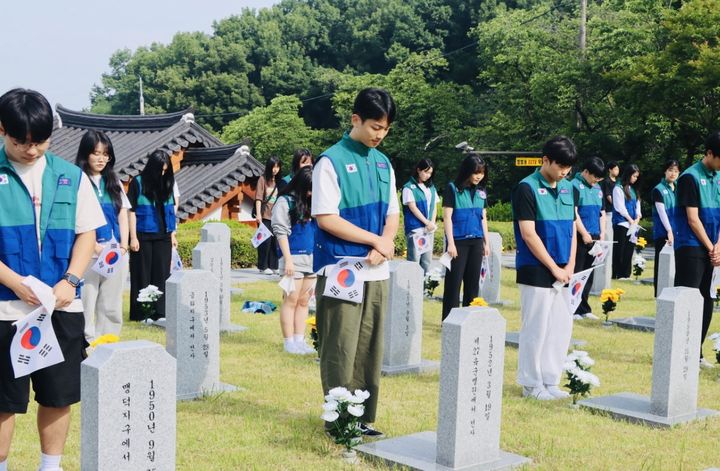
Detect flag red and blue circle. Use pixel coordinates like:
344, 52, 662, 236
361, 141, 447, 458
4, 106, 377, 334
21, 326, 41, 350
417, 237, 427, 247
104, 251, 120, 265
256, 233, 264, 241
336, 268, 355, 288
571, 282, 583, 296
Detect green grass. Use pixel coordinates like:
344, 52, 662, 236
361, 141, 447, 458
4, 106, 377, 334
8, 265, 720, 470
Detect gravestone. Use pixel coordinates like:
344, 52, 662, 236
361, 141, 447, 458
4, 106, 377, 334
382, 261, 439, 376
357, 306, 530, 470
81, 340, 176, 471
590, 218, 613, 295
611, 316, 655, 332
505, 331, 586, 348
166, 269, 239, 400
480, 232, 509, 305
580, 287, 719, 427
656, 244, 675, 298
198, 222, 247, 333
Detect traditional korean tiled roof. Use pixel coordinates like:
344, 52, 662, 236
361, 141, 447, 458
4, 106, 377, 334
175, 144, 263, 220
50, 105, 224, 181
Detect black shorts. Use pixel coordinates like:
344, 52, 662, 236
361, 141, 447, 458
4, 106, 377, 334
0, 311, 87, 413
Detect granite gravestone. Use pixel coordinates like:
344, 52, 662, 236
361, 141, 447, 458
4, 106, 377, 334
590, 219, 613, 295
580, 287, 719, 427
357, 306, 530, 470
480, 232, 507, 305
198, 222, 247, 332
81, 340, 176, 471
656, 244, 675, 298
382, 261, 439, 375
166, 269, 238, 400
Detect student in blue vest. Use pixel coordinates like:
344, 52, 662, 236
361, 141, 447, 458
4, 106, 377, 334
651, 159, 679, 297
280, 148, 313, 189
0, 89, 105, 471
572, 157, 605, 320
312, 88, 398, 437
271, 167, 317, 355
611, 164, 641, 280
512, 136, 578, 401
128, 150, 179, 322
76, 131, 131, 342
441, 154, 489, 320
674, 131, 720, 369
402, 158, 438, 275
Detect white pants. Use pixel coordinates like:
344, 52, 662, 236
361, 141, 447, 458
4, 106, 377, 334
82, 255, 128, 342
517, 284, 573, 388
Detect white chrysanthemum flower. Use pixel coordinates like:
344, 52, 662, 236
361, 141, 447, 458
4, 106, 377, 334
347, 404, 365, 417
322, 401, 338, 411
328, 387, 352, 401
563, 361, 577, 372
574, 369, 601, 387
572, 350, 589, 357
353, 389, 370, 401
577, 355, 595, 368
321, 410, 339, 422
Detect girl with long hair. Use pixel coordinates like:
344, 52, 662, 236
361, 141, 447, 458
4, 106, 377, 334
255, 156, 282, 274
128, 150, 179, 321
76, 130, 131, 341
280, 148, 313, 188
612, 163, 641, 279
402, 158, 438, 274
652, 159, 679, 296
442, 154, 490, 320
271, 166, 317, 354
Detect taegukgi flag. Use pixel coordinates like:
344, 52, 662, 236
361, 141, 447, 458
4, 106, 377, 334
10, 307, 65, 378
323, 259, 364, 303
412, 229, 433, 256
91, 242, 123, 278
565, 267, 596, 313
251, 222, 273, 248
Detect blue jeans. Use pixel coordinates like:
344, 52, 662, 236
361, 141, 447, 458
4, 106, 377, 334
406, 233, 433, 275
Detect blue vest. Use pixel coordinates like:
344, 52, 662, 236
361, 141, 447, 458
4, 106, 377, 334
572, 173, 603, 236
652, 179, 676, 240
275, 195, 316, 257
313, 133, 393, 271
675, 161, 720, 249
402, 177, 437, 235
611, 184, 637, 225
0, 149, 81, 300
91, 176, 121, 243
134, 176, 176, 233
513, 169, 575, 269
448, 182, 486, 240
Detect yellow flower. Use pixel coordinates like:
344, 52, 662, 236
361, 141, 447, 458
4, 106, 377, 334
636, 237, 647, 248
470, 297, 488, 307
615, 288, 625, 296
89, 334, 120, 348
305, 316, 317, 327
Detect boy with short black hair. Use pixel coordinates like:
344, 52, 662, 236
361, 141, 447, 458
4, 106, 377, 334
572, 156, 605, 320
512, 136, 578, 401
0, 88, 105, 471
674, 130, 720, 369
312, 88, 399, 436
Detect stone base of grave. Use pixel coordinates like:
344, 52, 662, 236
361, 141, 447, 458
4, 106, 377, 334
356, 431, 531, 471
221, 324, 248, 333
381, 359, 440, 376
505, 332, 586, 348
177, 382, 241, 401
488, 300, 512, 307
610, 316, 655, 332
579, 392, 719, 428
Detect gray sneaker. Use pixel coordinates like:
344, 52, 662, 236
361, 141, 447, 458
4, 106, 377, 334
522, 386, 555, 401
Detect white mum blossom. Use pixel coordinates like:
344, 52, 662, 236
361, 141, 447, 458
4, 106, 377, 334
563, 361, 577, 372
321, 410, 339, 422
328, 387, 352, 401
347, 404, 365, 417
322, 401, 338, 411
574, 369, 601, 387
576, 355, 595, 368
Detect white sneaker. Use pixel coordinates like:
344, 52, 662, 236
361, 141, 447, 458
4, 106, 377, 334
263, 268, 274, 275
545, 385, 570, 399
584, 313, 599, 320
284, 343, 303, 355
573, 314, 584, 321
522, 386, 555, 401
295, 341, 316, 354
699, 358, 716, 369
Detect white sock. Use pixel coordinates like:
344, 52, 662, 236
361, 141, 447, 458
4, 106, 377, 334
293, 334, 305, 344
0, 459, 7, 471
284, 338, 294, 349
39, 453, 62, 470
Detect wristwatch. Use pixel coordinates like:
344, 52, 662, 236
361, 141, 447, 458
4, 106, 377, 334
61, 272, 82, 288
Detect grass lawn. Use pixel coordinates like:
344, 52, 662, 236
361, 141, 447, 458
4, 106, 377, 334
8, 262, 720, 470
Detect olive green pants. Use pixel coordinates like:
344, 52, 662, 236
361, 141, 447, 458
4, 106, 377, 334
316, 276, 388, 424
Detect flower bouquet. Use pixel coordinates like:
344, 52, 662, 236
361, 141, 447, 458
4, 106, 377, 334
632, 253, 646, 280
322, 387, 370, 461
563, 350, 600, 405
89, 333, 120, 349
635, 236, 647, 253
424, 267, 444, 298
470, 297, 488, 307
306, 315, 319, 352
709, 332, 720, 364
137, 284, 163, 323
600, 288, 624, 324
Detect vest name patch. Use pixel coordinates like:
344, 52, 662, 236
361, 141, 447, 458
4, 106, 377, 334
377, 162, 387, 169
701, 178, 707, 185
345, 164, 357, 173
538, 188, 547, 195
58, 177, 71, 186
559, 188, 570, 194
478, 190, 487, 199
0, 174, 8, 185
598, 190, 603, 198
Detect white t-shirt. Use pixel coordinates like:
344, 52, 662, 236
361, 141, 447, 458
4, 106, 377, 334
0, 156, 106, 320
89, 174, 132, 210
311, 156, 399, 279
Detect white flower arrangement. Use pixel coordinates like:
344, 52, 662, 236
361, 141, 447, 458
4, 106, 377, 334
424, 267, 444, 298
709, 332, 720, 364
632, 253, 646, 279
137, 284, 163, 321
563, 350, 600, 405
321, 387, 370, 451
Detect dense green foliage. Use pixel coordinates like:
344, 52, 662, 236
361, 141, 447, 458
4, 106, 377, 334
91, 0, 720, 201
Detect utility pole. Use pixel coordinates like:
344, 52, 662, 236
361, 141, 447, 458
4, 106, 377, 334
576, 0, 587, 130
139, 76, 145, 116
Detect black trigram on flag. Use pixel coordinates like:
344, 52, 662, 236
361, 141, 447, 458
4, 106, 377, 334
348, 290, 360, 299
38, 344, 53, 357
330, 286, 341, 296
17, 354, 31, 365
37, 313, 47, 323
353, 261, 363, 271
